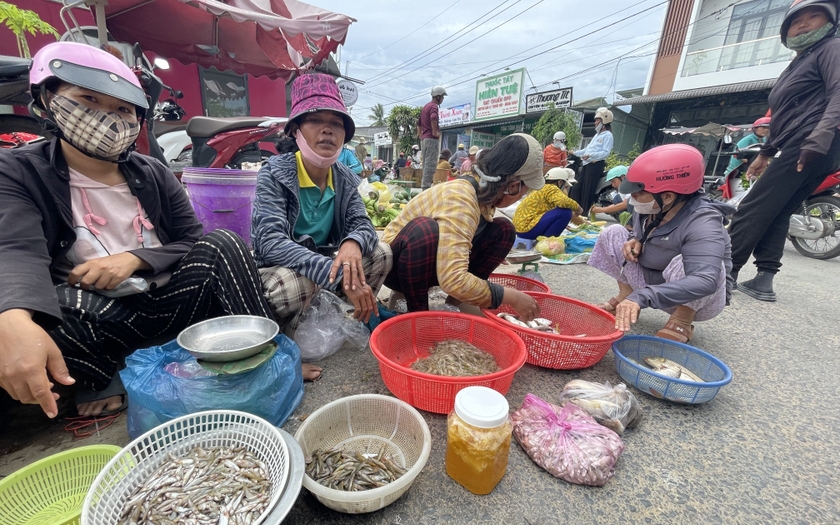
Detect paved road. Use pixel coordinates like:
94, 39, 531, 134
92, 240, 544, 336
1, 243, 838, 525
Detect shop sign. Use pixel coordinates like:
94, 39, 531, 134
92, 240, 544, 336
337, 79, 358, 107
373, 131, 392, 146
471, 131, 495, 149
440, 103, 471, 127
525, 87, 573, 113
473, 68, 525, 122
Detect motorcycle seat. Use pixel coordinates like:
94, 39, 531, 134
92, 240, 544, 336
0, 55, 32, 81
186, 116, 277, 138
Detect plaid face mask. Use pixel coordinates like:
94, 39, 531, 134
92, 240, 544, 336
49, 95, 140, 161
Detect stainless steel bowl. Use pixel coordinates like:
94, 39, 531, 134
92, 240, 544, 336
177, 315, 279, 362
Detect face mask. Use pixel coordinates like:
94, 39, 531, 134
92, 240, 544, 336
785, 22, 834, 51
553, 140, 566, 150
595, 123, 604, 133
294, 130, 342, 168
49, 94, 139, 161
629, 195, 660, 215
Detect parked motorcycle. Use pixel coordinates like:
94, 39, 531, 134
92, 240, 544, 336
186, 116, 286, 169
0, 54, 48, 148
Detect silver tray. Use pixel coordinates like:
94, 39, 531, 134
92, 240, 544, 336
506, 250, 541, 264
177, 315, 279, 362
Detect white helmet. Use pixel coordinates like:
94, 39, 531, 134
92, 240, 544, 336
431, 86, 448, 97
594, 107, 614, 125
553, 131, 566, 141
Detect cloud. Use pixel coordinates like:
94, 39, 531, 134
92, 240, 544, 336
314, 0, 668, 125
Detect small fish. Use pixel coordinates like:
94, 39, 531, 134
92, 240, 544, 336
305, 443, 405, 492
644, 357, 704, 382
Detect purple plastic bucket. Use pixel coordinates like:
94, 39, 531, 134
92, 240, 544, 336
182, 168, 258, 247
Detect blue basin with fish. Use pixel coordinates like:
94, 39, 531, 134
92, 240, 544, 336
612, 335, 732, 404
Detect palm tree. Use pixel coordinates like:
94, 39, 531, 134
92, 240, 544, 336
0, 2, 59, 58
368, 103, 386, 127
387, 105, 421, 155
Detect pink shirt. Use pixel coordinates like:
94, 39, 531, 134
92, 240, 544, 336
419, 101, 439, 140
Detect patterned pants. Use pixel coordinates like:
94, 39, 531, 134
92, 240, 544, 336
259, 242, 393, 333
587, 225, 726, 321
50, 229, 273, 391
384, 216, 515, 311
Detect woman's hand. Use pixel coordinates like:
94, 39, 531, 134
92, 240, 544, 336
745, 154, 770, 179
68, 252, 149, 291
623, 239, 642, 263
590, 206, 603, 214
614, 299, 641, 332
345, 283, 377, 323
502, 288, 540, 322
330, 240, 365, 291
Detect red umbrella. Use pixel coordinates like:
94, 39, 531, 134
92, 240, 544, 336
98, 0, 355, 79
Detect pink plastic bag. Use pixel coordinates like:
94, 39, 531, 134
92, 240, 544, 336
511, 393, 624, 486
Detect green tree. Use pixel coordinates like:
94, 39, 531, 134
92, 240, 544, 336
531, 106, 582, 150
368, 103, 386, 127
387, 105, 421, 155
605, 142, 642, 171
0, 2, 59, 58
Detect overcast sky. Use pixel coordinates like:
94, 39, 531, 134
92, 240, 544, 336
311, 0, 670, 126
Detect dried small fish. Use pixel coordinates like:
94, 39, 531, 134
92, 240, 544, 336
410, 339, 500, 377
305, 444, 406, 492
118, 445, 271, 525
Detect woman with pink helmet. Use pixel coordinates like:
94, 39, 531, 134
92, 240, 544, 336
0, 42, 285, 419
588, 144, 734, 343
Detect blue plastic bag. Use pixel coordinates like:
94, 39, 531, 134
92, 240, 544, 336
565, 235, 598, 254
121, 334, 303, 439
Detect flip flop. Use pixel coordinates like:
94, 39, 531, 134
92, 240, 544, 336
74, 372, 128, 417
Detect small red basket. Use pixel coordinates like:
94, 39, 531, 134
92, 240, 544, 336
482, 292, 623, 370
488, 273, 550, 293
369, 312, 527, 414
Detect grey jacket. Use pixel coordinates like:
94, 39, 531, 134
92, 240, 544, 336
762, 36, 840, 156
627, 197, 734, 310
251, 153, 378, 291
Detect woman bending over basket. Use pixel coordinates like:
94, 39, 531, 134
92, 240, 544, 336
0, 42, 296, 419
380, 133, 542, 320
252, 73, 392, 336
588, 144, 735, 343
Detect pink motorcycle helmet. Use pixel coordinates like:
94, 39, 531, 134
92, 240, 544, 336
29, 41, 148, 117
619, 144, 705, 195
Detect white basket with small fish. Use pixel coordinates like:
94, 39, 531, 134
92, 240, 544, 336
611, 336, 732, 404
82, 410, 290, 525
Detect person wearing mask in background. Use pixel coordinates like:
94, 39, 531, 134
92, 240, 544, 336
543, 131, 568, 173
728, 0, 840, 302
252, 74, 393, 344
513, 167, 583, 240
589, 145, 733, 343
381, 133, 543, 320
364, 154, 373, 171
724, 117, 771, 181
418, 86, 446, 190
591, 165, 631, 218
338, 146, 363, 175
411, 144, 422, 171
571, 107, 614, 214
355, 137, 367, 165
449, 143, 469, 171
459, 146, 479, 175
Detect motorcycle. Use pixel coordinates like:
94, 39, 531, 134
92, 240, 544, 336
186, 116, 286, 169
0, 54, 48, 148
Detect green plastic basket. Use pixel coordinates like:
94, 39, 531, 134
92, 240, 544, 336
0, 445, 121, 525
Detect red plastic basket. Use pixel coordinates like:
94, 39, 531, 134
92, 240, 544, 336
369, 312, 527, 414
488, 273, 550, 293
482, 292, 623, 370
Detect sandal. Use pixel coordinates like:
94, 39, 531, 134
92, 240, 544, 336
597, 297, 623, 313
74, 372, 128, 417
655, 321, 695, 343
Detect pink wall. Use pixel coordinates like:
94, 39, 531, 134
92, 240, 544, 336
248, 75, 286, 117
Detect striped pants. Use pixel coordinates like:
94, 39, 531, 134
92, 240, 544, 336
50, 229, 273, 391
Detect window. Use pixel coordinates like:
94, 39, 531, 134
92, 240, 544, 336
199, 67, 249, 117
720, 0, 790, 71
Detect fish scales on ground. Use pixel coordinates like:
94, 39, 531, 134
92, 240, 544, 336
643, 357, 704, 382
117, 445, 271, 525
305, 445, 407, 492
410, 339, 500, 377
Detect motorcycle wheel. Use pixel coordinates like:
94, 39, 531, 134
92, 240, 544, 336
789, 195, 840, 260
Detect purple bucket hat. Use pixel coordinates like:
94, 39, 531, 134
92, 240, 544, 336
284, 73, 355, 143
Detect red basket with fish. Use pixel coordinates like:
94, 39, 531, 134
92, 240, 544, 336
482, 292, 623, 369
369, 312, 527, 414
488, 273, 550, 293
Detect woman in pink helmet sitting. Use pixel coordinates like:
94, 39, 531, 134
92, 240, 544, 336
0, 42, 290, 420
588, 144, 734, 342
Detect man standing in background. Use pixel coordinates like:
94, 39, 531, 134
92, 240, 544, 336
419, 86, 446, 190
449, 143, 469, 171
355, 137, 368, 164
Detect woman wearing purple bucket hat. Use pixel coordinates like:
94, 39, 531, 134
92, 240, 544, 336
253, 74, 392, 346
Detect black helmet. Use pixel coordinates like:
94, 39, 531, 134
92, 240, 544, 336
780, 0, 838, 45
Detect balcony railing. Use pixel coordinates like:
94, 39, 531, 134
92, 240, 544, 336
682, 36, 794, 77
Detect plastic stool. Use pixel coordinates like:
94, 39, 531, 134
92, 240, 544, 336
513, 236, 535, 251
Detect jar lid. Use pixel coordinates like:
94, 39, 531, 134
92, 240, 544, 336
454, 386, 510, 428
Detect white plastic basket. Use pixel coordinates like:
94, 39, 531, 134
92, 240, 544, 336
82, 410, 289, 525
294, 394, 432, 514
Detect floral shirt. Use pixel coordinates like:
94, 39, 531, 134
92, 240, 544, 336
513, 184, 579, 233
